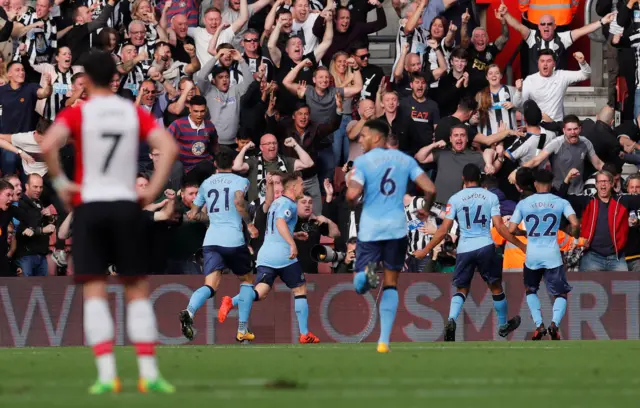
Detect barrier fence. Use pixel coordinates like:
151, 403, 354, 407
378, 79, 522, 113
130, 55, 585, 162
0, 273, 638, 347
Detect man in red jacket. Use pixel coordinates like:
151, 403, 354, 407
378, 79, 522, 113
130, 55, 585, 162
561, 169, 640, 271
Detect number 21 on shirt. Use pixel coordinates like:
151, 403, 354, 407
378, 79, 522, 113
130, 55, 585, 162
207, 188, 230, 213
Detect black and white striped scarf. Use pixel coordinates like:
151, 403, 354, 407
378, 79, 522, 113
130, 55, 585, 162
255, 153, 287, 202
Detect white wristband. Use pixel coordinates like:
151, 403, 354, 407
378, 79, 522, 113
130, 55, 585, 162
52, 175, 71, 192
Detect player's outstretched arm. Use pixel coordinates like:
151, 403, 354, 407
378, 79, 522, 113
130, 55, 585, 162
414, 218, 453, 259
493, 215, 526, 253
414, 172, 436, 212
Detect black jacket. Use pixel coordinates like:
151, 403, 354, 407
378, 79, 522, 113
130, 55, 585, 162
14, 196, 54, 257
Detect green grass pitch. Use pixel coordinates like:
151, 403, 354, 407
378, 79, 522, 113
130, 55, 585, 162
1, 342, 639, 408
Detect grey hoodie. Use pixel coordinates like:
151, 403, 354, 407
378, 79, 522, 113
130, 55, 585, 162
195, 57, 253, 145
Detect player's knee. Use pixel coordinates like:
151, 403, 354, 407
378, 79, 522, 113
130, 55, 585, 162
82, 278, 108, 299
555, 293, 567, 300
525, 289, 538, 296
239, 274, 253, 284
255, 283, 270, 300
291, 285, 307, 297
492, 292, 506, 302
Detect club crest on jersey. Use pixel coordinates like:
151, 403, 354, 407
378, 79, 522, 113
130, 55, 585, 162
445, 204, 452, 215
191, 142, 206, 156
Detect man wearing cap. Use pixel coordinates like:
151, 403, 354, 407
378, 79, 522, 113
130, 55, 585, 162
194, 47, 253, 147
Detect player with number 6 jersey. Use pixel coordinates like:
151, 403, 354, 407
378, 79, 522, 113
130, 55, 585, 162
41, 51, 179, 394
179, 150, 259, 343
508, 169, 579, 340
415, 164, 525, 342
346, 119, 436, 353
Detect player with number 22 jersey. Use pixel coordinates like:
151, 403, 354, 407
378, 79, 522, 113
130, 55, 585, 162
509, 169, 579, 340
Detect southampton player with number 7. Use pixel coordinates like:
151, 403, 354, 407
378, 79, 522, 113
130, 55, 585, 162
415, 164, 525, 341
507, 169, 579, 340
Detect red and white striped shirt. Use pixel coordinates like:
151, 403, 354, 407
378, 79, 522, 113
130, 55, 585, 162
54, 94, 159, 206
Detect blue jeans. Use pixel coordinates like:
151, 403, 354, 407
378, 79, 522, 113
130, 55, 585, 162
1, 149, 18, 176
316, 147, 335, 194
17, 254, 49, 277
331, 115, 352, 168
579, 251, 629, 271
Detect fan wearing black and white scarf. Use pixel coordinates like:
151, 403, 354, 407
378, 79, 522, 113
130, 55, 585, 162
255, 153, 287, 202
232, 134, 315, 208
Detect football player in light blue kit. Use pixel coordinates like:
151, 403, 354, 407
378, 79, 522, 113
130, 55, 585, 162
346, 119, 437, 353
416, 163, 525, 341
179, 151, 259, 343
252, 171, 320, 343
508, 169, 580, 340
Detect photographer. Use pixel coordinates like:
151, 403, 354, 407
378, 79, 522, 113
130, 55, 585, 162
13, 174, 56, 277
329, 238, 357, 274
295, 192, 340, 274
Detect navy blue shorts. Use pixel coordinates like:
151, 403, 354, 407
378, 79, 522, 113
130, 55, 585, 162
255, 262, 305, 289
453, 244, 502, 289
203, 245, 252, 276
523, 265, 572, 297
355, 238, 408, 273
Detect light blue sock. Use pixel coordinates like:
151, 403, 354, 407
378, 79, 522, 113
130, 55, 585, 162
232, 295, 240, 307
492, 292, 508, 326
187, 286, 214, 317
526, 293, 543, 327
448, 293, 466, 321
238, 284, 255, 333
294, 296, 309, 335
378, 287, 398, 345
353, 271, 369, 294
552, 297, 567, 326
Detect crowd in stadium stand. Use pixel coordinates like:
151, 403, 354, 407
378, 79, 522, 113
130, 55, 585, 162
0, 0, 639, 277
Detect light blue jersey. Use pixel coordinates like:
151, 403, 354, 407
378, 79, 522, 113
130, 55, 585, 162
257, 196, 298, 268
194, 173, 250, 248
511, 193, 576, 269
351, 148, 424, 242
446, 187, 500, 253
